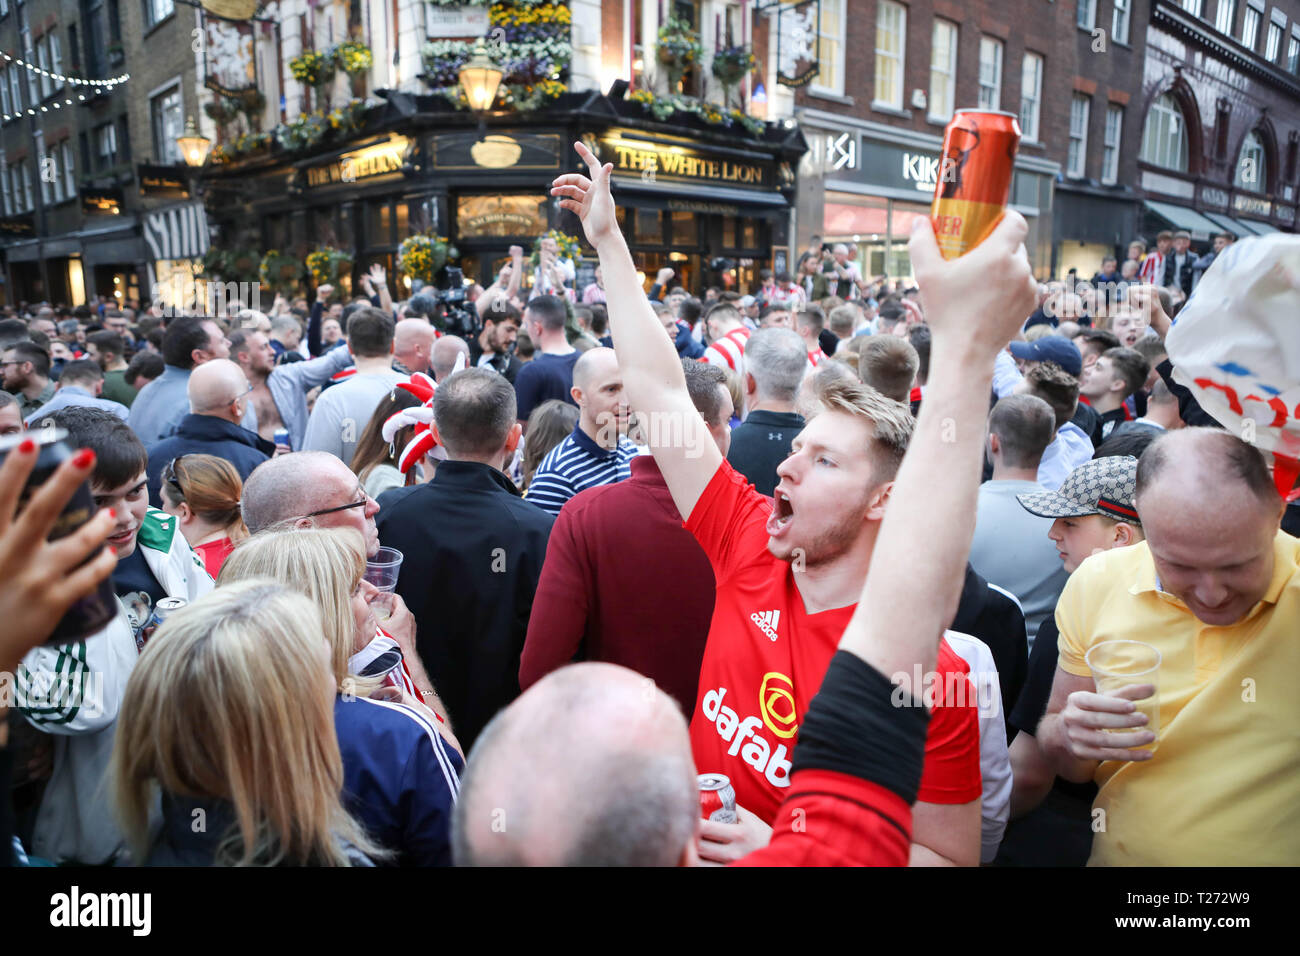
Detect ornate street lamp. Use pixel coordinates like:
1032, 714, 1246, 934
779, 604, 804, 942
458, 41, 503, 112
176, 116, 212, 167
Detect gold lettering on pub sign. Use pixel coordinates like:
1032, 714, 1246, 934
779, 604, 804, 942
609, 142, 764, 185
307, 138, 408, 188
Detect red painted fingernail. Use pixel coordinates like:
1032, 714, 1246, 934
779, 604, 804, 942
72, 448, 96, 469
17, 438, 35, 454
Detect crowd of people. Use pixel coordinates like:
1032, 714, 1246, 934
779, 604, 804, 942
0, 144, 1297, 868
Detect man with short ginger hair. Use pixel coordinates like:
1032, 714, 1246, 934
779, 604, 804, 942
1037, 429, 1300, 865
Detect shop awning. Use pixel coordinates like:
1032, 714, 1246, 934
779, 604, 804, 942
1202, 211, 1262, 237
612, 177, 788, 216
1243, 219, 1281, 234
143, 202, 210, 262
1142, 200, 1221, 241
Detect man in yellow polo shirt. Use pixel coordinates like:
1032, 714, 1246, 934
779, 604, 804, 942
1038, 428, 1299, 865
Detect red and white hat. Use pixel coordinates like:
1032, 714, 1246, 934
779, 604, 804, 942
382, 355, 468, 474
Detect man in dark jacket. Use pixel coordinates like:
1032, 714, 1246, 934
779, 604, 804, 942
145, 359, 273, 507
1162, 230, 1196, 296
726, 328, 807, 496
376, 368, 552, 752
950, 564, 1029, 742
468, 303, 523, 384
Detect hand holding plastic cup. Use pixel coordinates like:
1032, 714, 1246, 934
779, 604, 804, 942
364, 547, 403, 593
1086, 640, 1161, 751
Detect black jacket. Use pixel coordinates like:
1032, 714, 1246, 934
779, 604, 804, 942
950, 563, 1029, 743
376, 460, 553, 752
146, 413, 274, 508
726, 410, 805, 498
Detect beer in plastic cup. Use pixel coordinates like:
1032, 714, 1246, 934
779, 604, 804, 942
1085, 639, 1161, 750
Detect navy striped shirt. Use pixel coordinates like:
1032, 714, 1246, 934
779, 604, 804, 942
525, 424, 641, 516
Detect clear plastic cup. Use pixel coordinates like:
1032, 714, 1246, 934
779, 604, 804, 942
364, 547, 403, 592
1085, 639, 1161, 750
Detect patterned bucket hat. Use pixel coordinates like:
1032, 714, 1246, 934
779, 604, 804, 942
1017, 456, 1141, 524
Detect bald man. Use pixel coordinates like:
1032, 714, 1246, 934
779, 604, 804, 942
524, 347, 640, 516
432, 334, 470, 382
393, 318, 438, 377
144, 358, 274, 507
1038, 428, 1300, 865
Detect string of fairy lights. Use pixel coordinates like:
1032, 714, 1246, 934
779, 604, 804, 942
0, 50, 129, 122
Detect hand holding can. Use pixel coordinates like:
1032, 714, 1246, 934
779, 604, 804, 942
930, 110, 1022, 260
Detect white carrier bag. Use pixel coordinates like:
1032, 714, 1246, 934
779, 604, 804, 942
1165, 235, 1300, 499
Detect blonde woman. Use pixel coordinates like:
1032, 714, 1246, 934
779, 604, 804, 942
219, 527, 463, 866
112, 581, 383, 865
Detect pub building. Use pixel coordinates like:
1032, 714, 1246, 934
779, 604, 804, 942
201, 89, 805, 298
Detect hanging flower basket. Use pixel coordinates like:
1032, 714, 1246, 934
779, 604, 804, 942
306, 246, 355, 286
656, 16, 702, 92
331, 39, 373, 98
259, 250, 306, 292
398, 234, 458, 284
712, 44, 755, 106
289, 50, 335, 88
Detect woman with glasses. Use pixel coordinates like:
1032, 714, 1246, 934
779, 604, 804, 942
219, 527, 463, 866
158, 454, 248, 578
112, 580, 385, 866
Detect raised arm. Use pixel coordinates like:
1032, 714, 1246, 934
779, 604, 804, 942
838, 214, 1037, 683
553, 143, 721, 519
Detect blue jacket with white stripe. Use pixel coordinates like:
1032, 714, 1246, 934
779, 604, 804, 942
334, 695, 464, 867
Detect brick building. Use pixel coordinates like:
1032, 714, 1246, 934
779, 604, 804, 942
1056, 0, 1300, 279
777, 0, 1067, 279
0, 0, 208, 306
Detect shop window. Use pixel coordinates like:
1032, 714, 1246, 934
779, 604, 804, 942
394, 201, 410, 239
722, 216, 736, 249
670, 211, 697, 248
741, 218, 758, 249
636, 208, 662, 245
368, 201, 393, 246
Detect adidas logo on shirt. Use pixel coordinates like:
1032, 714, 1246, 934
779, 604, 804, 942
750, 610, 780, 642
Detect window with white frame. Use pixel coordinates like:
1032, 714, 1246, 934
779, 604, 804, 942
35, 132, 49, 204
1289, 32, 1300, 72
144, 0, 174, 29
1140, 92, 1190, 171
1077, 0, 1096, 29
810, 0, 844, 95
874, 0, 906, 110
151, 85, 183, 164
1216, 0, 1237, 33
1266, 21, 1283, 60
8, 65, 21, 114
0, 68, 10, 117
1102, 104, 1123, 184
1020, 53, 1043, 142
22, 32, 36, 104
1242, 5, 1262, 48
929, 20, 957, 122
0, 158, 9, 216
978, 37, 1003, 110
1068, 94, 1091, 178
1113, 0, 1131, 44
1181, 0, 1203, 16
36, 37, 50, 99
49, 33, 62, 90
1235, 130, 1267, 191
21, 161, 32, 211
95, 122, 117, 168
61, 140, 74, 199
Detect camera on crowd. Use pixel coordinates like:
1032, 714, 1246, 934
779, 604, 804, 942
411, 265, 479, 339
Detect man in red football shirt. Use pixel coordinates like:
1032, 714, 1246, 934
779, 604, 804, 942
449, 143, 1039, 866
581, 184, 983, 864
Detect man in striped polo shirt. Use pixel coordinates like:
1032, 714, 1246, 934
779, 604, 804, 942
525, 347, 640, 516
700, 303, 751, 375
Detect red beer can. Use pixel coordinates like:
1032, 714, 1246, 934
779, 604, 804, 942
930, 109, 1022, 260
698, 773, 737, 824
